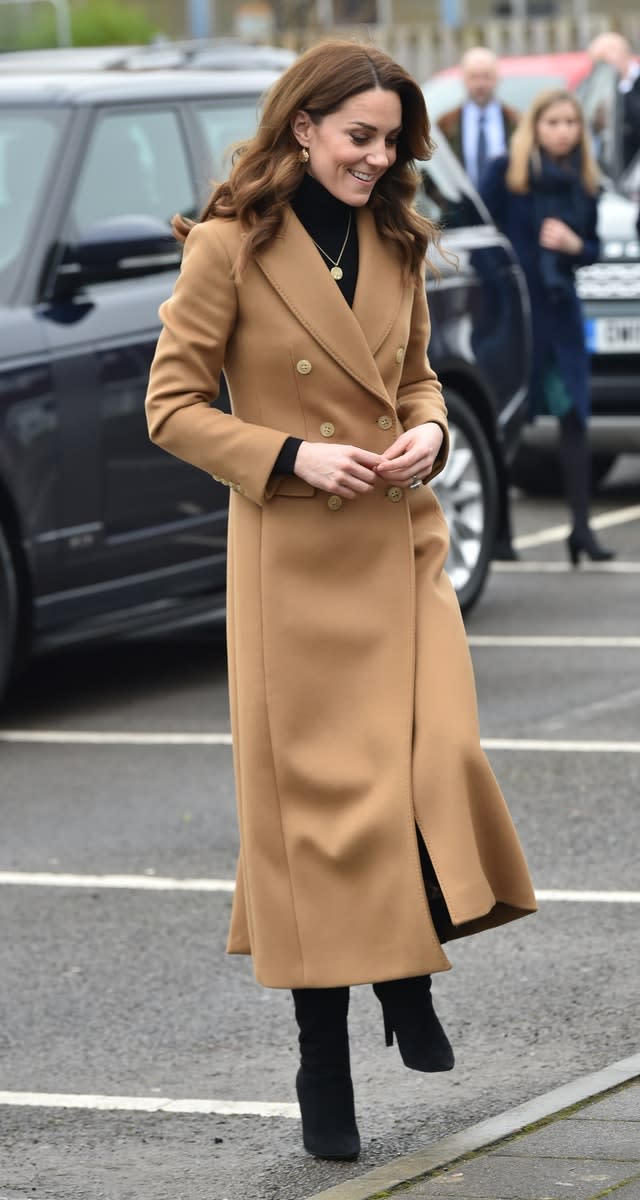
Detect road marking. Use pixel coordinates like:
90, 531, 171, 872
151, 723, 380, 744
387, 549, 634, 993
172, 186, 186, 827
0, 1091, 299, 1118
0, 871, 235, 891
535, 890, 640, 903
0, 730, 232, 745
2, 730, 640, 750
493, 560, 640, 573
513, 502, 640, 549
538, 684, 640, 732
469, 635, 640, 648
0, 872, 638, 903
483, 737, 640, 752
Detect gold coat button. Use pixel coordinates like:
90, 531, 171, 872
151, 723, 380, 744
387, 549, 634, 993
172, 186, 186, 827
386, 486, 403, 503
395, 347, 405, 364
327, 495, 343, 511
377, 415, 393, 430
296, 359, 312, 375
320, 422, 335, 437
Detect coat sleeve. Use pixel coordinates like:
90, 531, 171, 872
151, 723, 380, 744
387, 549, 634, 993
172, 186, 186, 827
572, 191, 600, 267
145, 220, 288, 507
396, 271, 449, 484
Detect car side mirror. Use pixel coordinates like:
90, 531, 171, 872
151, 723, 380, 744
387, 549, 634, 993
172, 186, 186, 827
54, 215, 182, 296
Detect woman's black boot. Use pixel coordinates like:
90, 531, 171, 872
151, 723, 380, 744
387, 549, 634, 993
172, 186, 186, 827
560, 410, 615, 566
373, 975, 454, 1073
567, 528, 615, 565
292, 986, 360, 1161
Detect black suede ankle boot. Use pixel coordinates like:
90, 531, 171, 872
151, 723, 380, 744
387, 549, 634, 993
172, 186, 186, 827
373, 975, 454, 1073
292, 986, 360, 1161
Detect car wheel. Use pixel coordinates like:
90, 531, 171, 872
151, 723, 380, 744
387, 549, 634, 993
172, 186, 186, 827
0, 525, 18, 698
433, 389, 499, 614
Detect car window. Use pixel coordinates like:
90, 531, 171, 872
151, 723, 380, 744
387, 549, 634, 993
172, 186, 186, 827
70, 108, 197, 237
195, 99, 268, 182
0, 109, 65, 303
417, 137, 488, 229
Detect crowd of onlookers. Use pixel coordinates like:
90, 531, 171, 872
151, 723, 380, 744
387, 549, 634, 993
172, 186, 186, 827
435, 34, 639, 563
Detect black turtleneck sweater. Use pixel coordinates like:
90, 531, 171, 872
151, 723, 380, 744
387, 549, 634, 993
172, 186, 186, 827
272, 172, 359, 476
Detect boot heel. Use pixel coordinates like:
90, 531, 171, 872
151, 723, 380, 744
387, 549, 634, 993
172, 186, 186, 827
567, 529, 615, 565
373, 976, 454, 1074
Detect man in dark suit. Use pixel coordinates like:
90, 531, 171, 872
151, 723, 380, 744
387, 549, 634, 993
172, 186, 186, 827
438, 47, 520, 189
588, 32, 640, 168
438, 47, 521, 561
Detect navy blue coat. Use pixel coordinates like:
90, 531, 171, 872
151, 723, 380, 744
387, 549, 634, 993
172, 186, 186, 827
480, 155, 599, 424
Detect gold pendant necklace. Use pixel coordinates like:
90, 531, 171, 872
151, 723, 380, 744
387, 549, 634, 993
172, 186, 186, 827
311, 211, 352, 282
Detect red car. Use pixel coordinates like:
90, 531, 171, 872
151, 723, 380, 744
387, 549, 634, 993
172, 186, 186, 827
423, 51, 592, 122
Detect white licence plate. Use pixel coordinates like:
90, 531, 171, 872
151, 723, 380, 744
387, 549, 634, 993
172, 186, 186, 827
584, 316, 640, 353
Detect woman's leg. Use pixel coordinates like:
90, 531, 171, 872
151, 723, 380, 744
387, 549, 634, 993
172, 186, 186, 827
559, 409, 614, 562
291, 986, 360, 1160
372, 829, 454, 1074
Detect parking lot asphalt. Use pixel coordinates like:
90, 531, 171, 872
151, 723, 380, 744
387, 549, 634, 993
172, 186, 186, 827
1, 459, 639, 1200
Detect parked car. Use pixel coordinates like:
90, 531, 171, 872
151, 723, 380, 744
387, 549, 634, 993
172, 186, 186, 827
0, 70, 530, 695
425, 52, 640, 494
0, 39, 297, 74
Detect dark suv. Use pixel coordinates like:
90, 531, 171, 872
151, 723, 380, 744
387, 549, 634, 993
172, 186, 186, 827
0, 70, 530, 696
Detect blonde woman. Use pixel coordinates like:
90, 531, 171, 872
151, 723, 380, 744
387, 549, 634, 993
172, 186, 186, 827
146, 40, 536, 1161
481, 88, 614, 564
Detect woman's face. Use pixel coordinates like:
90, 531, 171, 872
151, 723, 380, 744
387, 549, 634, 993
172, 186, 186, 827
536, 100, 582, 159
293, 87, 402, 206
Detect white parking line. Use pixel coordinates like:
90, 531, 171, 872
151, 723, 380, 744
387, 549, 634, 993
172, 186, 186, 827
493, 560, 640, 573
513, 502, 640, 549
2, 730, 639, 751
483, 737, 640, 752
535, 890, 640, 903
469, 635, 640, 647
0, 872, 638, 903
0, 871, 234, 891
0, 730, 232, 745
0, 1091, 299, 1118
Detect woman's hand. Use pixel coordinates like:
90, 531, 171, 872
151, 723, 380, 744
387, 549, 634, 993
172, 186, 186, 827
294, 442, 383, 498
375, 422, 444, 486
539, 218, 583, 256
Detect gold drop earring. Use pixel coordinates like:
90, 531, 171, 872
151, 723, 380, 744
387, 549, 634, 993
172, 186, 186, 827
299, 147, 309, 163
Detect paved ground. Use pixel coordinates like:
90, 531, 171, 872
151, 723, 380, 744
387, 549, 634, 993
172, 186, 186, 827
305, 1063, 640, 1200
399, 1080, 640, 1200
0, 459, 639, 1199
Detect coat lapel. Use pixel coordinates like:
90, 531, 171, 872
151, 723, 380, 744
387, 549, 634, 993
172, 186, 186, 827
255, 205, 405, 406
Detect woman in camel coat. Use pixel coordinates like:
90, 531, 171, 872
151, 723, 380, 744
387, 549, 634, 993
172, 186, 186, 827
145, 39, 536, 1162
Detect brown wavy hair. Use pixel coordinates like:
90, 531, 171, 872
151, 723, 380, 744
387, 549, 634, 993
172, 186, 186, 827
175, 39, 438, 282
506, 88, 600, 195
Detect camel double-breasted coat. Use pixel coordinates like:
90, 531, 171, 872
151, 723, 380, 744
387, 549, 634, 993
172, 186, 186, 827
145, 203, 537, 989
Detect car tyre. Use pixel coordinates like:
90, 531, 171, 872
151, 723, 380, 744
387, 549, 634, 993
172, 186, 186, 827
0, 525, 19, 698
433, 389, 499, 614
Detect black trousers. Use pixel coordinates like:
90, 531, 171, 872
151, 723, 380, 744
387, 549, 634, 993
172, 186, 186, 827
416, 824, 451, 944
